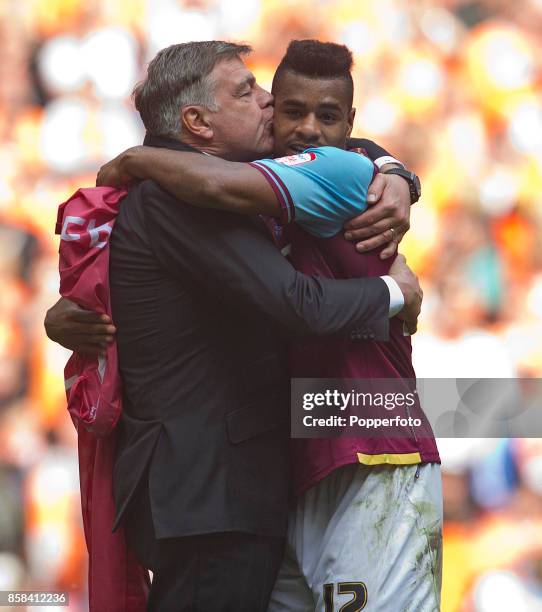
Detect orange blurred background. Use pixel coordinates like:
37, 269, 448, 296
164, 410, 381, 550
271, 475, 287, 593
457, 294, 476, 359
1, 1, 542, 610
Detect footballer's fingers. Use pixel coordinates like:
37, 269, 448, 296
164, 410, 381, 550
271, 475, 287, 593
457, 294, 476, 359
344, 203, 395, 236
64, 322, 117, 336
68, 309, 113, 324
350, 223, 408, 253
58, 334, 113, 354
366, 172, 386, 204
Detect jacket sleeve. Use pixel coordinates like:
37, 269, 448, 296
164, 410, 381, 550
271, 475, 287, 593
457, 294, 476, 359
142, 180, 390, 341
346, 138, 393, 161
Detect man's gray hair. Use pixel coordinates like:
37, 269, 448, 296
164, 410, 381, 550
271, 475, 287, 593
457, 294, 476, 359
134, 41, 252, 138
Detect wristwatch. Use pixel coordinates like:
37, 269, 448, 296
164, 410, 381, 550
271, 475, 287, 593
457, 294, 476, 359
382, 168, 421, 204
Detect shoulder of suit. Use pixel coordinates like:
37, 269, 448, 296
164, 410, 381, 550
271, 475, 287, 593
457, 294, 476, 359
136, 179, 195, 213
138, 179, 252, 225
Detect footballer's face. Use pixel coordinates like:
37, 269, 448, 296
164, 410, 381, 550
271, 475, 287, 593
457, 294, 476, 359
272, 70, 355, 157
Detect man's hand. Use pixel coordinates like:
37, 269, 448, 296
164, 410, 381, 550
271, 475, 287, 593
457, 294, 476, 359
96, 147, 142, 188
388, 254, 422, 334
44, 297, 116, 356
343, 173, 411, 259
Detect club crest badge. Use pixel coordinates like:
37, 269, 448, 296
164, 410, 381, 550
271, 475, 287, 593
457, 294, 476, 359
275, 151, 317, 166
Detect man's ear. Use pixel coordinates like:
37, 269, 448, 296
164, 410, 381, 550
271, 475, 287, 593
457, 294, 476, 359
180, 105, 214, 141
346, 107, 356, 138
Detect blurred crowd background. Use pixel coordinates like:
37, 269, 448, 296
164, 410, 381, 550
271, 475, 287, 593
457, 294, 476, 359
1, 0, 542, 610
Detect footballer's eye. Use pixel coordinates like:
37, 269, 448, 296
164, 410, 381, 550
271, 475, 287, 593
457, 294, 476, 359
241, 90, 252, 97
321, 113, 338, 123
285, 109, 302, 119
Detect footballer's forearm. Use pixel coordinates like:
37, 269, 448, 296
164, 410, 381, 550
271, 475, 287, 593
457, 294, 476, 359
349, 138, 405, 169
121, 146, 280, 216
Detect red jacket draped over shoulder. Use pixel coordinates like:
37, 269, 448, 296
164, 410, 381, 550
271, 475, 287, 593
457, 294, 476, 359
56, 187, 149, 612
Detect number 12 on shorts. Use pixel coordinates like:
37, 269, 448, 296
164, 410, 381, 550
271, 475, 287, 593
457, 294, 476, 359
323, 582, 368, 612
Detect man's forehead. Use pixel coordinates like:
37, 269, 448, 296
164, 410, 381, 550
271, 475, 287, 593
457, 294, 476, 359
276, 90, 346, 111
212, 56, 254, 87
274, 72, 350, 108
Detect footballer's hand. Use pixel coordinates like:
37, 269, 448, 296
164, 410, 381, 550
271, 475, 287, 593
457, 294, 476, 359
96, 146, 142, 187
343, 173, 410, 259
44, 297, 116, 356
388, 254, 422, 334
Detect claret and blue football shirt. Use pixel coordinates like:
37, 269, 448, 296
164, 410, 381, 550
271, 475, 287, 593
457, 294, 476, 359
250, 145, 439, 493
249, 146, 376, 237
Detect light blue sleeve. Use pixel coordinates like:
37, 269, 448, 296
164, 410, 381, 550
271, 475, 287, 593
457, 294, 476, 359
249, 146, 376, 238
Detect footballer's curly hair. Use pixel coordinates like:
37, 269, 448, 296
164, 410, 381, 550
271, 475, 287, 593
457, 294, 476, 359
272, 39, 354, 107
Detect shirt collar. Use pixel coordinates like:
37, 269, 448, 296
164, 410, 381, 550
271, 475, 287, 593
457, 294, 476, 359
143, 133, 203, 154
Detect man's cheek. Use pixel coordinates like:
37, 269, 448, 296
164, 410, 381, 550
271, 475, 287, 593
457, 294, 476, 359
271, 116, 286, 134
270, 130, 287, 153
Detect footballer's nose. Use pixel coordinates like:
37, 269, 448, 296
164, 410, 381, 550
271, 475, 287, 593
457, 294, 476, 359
295, 114, 321, 142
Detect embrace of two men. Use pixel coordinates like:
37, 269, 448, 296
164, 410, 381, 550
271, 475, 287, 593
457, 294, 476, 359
46, 39, 442, 612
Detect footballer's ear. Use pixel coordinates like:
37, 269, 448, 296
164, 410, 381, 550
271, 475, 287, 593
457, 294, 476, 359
180, 105, 214, 141
346, 107, 356, 138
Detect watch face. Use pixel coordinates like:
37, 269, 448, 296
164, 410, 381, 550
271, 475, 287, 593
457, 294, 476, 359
385, 168, 421, 200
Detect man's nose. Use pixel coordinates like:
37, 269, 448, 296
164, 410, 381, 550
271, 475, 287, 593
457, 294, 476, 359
256, 85, 274, 109
295, 115, 321, 141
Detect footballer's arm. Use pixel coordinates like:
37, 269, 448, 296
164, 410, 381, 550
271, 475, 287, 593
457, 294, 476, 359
97, 145, 378, 224
97, 145, 287, 216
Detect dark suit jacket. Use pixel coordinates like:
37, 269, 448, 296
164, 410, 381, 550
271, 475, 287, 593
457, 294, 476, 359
109, 136, 390, 539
